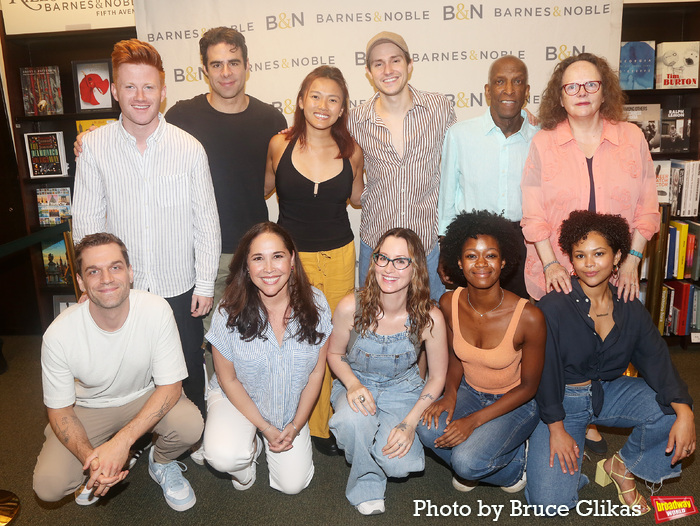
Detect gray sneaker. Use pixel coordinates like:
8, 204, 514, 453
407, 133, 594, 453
148, 448, 196, 511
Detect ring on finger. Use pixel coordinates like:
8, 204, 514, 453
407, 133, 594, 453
398, 443, 404, 447
358, 395, 366, 403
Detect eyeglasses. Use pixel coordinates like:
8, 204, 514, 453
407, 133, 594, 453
561, 80, 602, 96
373, 253, 412, 270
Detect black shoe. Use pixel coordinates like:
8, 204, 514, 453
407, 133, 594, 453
312, 435, 340, 456
585, 436, 608, 455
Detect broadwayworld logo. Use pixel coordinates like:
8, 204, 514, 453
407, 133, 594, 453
651, 496, 698, 523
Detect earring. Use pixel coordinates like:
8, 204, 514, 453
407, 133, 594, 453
612, 263, 619, 278
570, 268, 577, 277
291, 265, 294, 271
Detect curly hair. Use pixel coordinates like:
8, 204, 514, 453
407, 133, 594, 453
440, 210, 520, 288
287, 66, 355, 159
219, 222, 324, 345
356, 228, 435, 339
538, 53, 627, 130
558, 210, 631, 264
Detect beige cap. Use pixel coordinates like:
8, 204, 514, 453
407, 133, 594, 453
366, 31, 410, 62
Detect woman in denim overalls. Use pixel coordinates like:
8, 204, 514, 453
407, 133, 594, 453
327, 228, 448, 515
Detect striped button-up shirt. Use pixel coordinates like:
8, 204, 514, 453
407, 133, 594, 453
349, 85, 456, 251
206, 288, 332, 430
73, 115, 221, 298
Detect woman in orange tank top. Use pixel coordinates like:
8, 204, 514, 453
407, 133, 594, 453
417, 210, 545, 492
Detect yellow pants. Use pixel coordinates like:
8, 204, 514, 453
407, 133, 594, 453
299, 240, 356, 438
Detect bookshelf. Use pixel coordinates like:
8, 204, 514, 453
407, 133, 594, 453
622, 2, 700, 345
1, 24, 136, 330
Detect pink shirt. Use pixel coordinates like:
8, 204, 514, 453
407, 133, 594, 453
520, 119, 660, 300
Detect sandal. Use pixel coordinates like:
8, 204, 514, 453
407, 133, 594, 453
595, 453, 650, 516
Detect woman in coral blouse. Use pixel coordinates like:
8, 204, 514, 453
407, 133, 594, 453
520, 53, 659, 303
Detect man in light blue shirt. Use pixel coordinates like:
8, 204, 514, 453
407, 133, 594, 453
438, 56, 537, 297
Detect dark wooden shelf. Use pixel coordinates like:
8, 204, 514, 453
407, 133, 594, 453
14, 110, 119, 123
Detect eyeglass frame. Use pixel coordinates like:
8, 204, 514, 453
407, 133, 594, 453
372, 252, 413, 270
561, 80, 602, 96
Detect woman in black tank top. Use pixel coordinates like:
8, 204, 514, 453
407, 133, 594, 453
264, 66, 364, 453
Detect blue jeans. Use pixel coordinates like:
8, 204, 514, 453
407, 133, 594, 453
525, 376, 681, 511
417, 379, 538, 486
329, 329, 426, 506
359, 239, 445, 302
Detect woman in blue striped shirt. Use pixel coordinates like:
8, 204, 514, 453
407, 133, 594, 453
202, 222, 332, 494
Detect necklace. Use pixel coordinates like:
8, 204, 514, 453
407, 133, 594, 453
592, 290, 611, 317
593, 304, 610, 317
467, 288, 504, 317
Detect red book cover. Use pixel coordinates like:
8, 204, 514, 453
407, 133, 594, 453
664, 280, 691, 335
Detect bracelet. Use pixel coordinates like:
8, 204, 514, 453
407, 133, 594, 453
291, 422, 299, 435
629, 249, 643, 259
543, 260, 558, 272
261, 423, 272, 434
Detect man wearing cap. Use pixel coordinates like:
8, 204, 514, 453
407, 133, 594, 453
438, 55, 536, 298
349, 31, 456, 301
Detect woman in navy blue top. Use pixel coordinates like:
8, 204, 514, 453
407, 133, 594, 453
525, 210, 695, 516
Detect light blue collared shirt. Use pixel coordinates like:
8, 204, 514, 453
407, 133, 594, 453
437, 109, 539, 233
206, 288, 332, 430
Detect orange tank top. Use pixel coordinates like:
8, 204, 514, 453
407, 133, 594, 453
452, 288, 527, 395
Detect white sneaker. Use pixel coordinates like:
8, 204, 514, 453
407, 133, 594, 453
74, 484, 99, 506
190, 445, 205, 466
502, 440, 528, 493
452, 476, 478, 492
356, 499, 385, 515
501, 471, 527, 493
232, 435, 262, 491
148, 448, 196, 511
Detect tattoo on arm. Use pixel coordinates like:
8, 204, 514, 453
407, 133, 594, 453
340, 356, 349, 364
149, 396, 174, 421
395, 421, 408, 432
419, 393, 435, 402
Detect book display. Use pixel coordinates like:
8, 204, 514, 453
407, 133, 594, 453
622, 4, 700, 345
36, 187, 71, 226
20, 65, 63, 116
4, 26, 135, 329
620, 41, 655, 90
655, 41, 700, 89
23, 131, 68, 178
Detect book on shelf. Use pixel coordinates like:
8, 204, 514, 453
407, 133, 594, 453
666, 284, 675, 336
685, 233, 696, 279
36, 187, 71, 227
670, 220, 688, 279
653, 160, 671, 204
660, 108, 691, 154
658, 283, 670, 334
666, 224, 677, 279
624, 103, 660, 152
75, 118, 117, 134
20, 66, 64, 116
655, 41, 700, 89
665, 280, 693, 335
685, 220, 700, 281
41, 239, 73, 287
619, 41, 655, 90
24, 132, 68, 179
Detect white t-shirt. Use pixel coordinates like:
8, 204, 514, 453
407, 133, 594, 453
41, 289, 188, 409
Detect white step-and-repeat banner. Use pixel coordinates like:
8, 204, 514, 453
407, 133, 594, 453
134, 0, 623, 223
